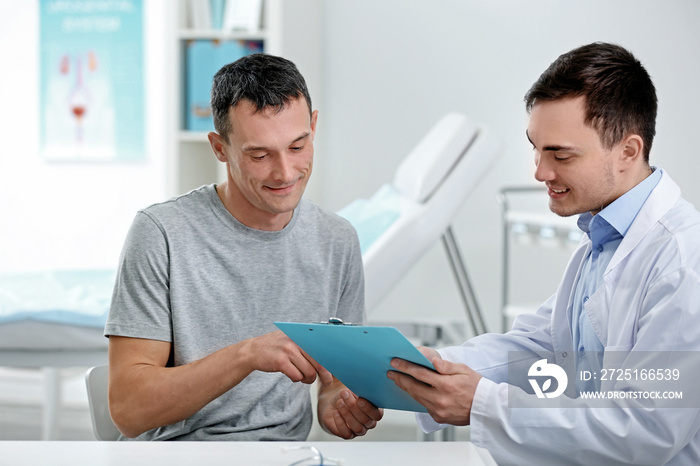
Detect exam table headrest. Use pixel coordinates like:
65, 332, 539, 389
357, 112, 502, 312
393, 113, 478, 203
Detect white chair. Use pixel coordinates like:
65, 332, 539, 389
348, 113, 502, 336
85, 365, 121, 441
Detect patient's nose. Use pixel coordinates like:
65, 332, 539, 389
272, 154, 295, 183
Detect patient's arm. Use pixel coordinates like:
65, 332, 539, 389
108, 331, 331, 438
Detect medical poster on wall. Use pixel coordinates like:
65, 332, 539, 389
39, 0, 145, 162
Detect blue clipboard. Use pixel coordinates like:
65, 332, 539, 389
274, 321, 436, 412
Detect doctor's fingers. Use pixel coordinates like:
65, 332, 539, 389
388, 357, 479, 402
389, 357, 449, 386
388, 370, 475, 426
419, 358, 482, 400
431, 357, 476, 377
417, 346, 442, 362
387, 370, 434, 405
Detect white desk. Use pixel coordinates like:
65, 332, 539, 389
1, 441, 496, 466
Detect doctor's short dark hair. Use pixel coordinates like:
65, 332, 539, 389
524, 42, 657, 163
211, 53, 313, 142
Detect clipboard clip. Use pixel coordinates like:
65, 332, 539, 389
322, 317, 355, 325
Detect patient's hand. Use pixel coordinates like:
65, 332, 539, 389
317, 377, 384, 439
244, 330, 332, 385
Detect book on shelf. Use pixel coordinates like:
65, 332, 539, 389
185, 39, 264, 131
210, 0, 226, 29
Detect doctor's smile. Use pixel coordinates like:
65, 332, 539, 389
547, 186, 569, 198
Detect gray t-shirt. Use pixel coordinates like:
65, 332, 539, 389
105, 185, 365, 441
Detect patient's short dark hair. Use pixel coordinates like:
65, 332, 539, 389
211, 53, 312, 142
524, 42, 657, 162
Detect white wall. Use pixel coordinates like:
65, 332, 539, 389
315, 0, 700, 333
2, 1, 699, 335
0, 1, 170, 272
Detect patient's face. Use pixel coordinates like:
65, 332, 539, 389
218, 98, 317, 230
527, 96, 626, 217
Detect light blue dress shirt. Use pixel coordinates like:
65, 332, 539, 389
571, 167, 662, 393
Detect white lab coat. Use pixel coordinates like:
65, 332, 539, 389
418, 170, 700, 465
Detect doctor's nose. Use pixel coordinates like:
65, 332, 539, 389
533, 153, 555, 183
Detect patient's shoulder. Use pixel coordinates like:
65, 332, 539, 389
134, 185, 215, 231
298, 198, 359, 239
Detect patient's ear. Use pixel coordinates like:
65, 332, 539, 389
208, 132, 228, 163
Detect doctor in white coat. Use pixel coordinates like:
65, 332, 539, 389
389, 42, 700, 465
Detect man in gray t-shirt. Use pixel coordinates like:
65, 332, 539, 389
105, 54, 383, 441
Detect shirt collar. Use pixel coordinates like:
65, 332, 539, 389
577, 166, 662, 239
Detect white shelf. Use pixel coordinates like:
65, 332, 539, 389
178, 29, 267, 40
179, 131, 210, 142
505, 210, 579, 231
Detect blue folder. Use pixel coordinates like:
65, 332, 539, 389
274, 321, 436, 412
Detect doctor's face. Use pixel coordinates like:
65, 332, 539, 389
527, 96, 626, 217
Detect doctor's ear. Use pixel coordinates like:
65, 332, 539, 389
310, 110, 319, 140
619, 134, 644, 167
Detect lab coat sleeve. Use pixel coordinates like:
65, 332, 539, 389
419, 268, 700, 465
446, 293, 559, 377
468, 267, 700, 465
469, 378, 700, 466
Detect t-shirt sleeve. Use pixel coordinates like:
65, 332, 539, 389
104, 211, 173, 342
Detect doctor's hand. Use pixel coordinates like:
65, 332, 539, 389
243, 330, 333, 385
388, 347, 481, 426
317, 377, 384, 439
